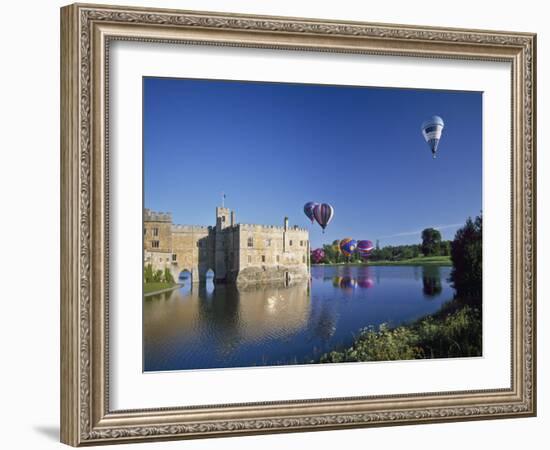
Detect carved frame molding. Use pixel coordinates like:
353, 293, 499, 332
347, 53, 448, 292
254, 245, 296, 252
61, 3, 536, 446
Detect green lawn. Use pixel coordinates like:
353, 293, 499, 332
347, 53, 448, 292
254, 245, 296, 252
312, 256, 452, 267
367, 255, 452, 266
144, 282, 177, 295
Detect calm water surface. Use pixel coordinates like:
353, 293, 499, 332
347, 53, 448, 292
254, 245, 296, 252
143, 265, 453, 371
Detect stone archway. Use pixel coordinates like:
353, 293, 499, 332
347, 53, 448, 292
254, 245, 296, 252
176, 268, 193, 284
198, 266, 215, 284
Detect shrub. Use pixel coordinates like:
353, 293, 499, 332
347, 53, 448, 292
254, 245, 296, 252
317, 304, 481, 363
416, 306, 481, 358
144, 264, 154, 283
319, 324, 422, 363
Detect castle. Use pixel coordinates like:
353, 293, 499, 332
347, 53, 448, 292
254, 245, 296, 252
144, 207, 310, 285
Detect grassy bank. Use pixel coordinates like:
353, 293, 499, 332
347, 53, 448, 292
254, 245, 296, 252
144, 282, 177, 295
367, 255, 452, 266
317, 298, 481, 363
311, 256, 451, 267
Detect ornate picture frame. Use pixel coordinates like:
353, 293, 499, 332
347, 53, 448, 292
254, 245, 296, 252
60, 3, 536, 446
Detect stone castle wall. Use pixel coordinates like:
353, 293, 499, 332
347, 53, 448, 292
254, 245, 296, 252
143, 208, 310, 285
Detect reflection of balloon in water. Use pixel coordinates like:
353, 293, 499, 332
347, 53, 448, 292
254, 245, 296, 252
421, 115, 445, 159
311, 248, 326, 264
340, 277, 357, 290
313, 203, 334, 232
303, 202, 318, 223
357, 240, 374, 259
339, 238, 357, 257
358, 277, 374, 289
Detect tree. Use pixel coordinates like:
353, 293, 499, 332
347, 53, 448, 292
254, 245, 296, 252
450, 215, 482, 297
144, 264, 154, 283
163, 267, 175, 284
421, 228, 442, 256
153, 269, 163, 283
440, 240, 451, 256
322, 240, 343, 264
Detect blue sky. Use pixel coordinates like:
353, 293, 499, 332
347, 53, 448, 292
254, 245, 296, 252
143, 77, 482, 248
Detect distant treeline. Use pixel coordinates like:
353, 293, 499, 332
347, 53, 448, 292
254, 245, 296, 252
320, 227, 452, 264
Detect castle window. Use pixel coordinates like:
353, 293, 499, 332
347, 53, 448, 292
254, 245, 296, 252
262, 255, 266, 263
289, 240, 293, 246
247, 237, 253, 247
151, 240, 159, 248
172, 254, 177, 262
265, 239, 272, 247
300, 240, 304, 247
152, 227, 159, 237
222, 216, 226, 222
248, 255, 252, 263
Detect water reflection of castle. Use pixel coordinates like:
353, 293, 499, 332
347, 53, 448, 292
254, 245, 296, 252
144, 281, 312, 348
144, 264, 450, 370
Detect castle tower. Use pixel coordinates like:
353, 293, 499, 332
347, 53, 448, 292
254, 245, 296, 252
216, 207, 231, 231
214, 206, 234, 282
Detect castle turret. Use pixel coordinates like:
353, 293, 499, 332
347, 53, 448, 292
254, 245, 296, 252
216, 207, 231, 231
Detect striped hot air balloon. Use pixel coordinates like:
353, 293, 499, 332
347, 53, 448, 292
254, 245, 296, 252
357, 240, 374, 259
303, 201, 318, 223
421, 115, 445, 158
339, 238, 357, 257
313, 203, 334, 233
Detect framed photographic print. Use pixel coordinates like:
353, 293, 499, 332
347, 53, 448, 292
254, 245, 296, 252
60, 3, 537, 446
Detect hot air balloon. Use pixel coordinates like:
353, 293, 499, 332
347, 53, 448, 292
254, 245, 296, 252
303, 201, 318, 223
339, 238, 357, 257
357, 240, 374, 259
313, 203, 334, 233
311, 248, 326, 264
421, 115, 445, 158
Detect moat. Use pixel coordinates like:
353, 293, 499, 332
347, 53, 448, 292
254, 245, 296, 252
143, 264, 454, 371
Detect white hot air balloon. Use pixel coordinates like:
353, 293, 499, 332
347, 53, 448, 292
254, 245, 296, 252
421, 115, 445, 159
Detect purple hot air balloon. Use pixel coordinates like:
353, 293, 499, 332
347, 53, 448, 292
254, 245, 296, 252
357, 240, 374, 259
311, 248, 326, 264
313, 203, 334, 233
303, 201, 318, 223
